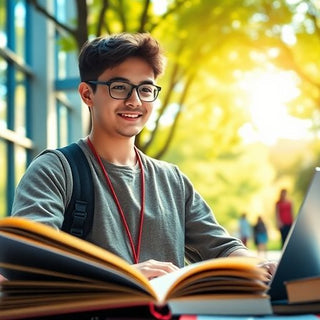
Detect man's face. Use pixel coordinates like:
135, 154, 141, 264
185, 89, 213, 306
83, 57, 157, 140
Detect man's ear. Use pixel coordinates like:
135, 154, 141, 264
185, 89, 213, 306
78, 82, 93, 107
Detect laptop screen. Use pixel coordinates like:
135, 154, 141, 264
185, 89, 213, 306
268, 167, 320, 301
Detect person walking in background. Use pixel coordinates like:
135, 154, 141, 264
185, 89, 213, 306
253, 216, 268, 258
276, 188, 294, 248
239, 212, 251, 246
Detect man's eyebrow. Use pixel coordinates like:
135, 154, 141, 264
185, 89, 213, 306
107, 77, 129, 82
107, 77, 155, 85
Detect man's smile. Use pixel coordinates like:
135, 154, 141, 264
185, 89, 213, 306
118, 112, 143, 119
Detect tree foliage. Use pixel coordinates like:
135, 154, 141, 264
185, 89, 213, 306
28, 0, 320, 232
28, 0, 320, 152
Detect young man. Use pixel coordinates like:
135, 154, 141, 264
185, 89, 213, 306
11, 33, 276, 279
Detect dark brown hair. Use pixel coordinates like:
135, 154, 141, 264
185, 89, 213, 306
78, 33, 165, 82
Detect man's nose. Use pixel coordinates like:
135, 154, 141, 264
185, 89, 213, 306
126, 88, 142, 107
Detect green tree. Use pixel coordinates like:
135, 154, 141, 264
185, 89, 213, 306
28, 0, 320, 230
28, 0, 320, 158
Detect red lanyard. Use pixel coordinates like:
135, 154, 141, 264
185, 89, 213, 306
87, 138, 145, 264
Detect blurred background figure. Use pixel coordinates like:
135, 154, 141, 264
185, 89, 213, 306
275, 188, 294, 248
253, 216, 268, 258
239, 212, 251, 246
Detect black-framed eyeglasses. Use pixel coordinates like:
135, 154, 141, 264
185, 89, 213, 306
87, 80, 161, 102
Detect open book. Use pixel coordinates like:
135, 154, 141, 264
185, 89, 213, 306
0, 217, 272, 319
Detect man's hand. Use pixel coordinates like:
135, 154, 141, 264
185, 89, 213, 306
228, 248, 278, 279
258, 260, 278, 281
132, 259, 179, 280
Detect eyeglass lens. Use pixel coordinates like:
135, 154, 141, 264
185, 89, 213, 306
109, 81, 159, 102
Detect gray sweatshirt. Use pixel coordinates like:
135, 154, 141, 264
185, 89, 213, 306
11, 138, 246, 267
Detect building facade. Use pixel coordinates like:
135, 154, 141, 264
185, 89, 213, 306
0, 0, 84, 216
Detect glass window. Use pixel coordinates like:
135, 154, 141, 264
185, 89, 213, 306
1, 0, 82, 216
15, 71, 26, 136
57, 101, 69, 147
0, 140, 7, 217
0, 58, 7, 130
0, 0, 7, 47
14, 144, 27, 186
1, 0, 30, 217
57, 51, 67, 79
15, 1, 26, 59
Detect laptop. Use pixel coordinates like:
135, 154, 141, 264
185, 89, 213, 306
268, 167, 320, 303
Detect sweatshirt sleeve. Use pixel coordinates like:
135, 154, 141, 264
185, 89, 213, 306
177, 169, 247, 263
10, 150, 73, 230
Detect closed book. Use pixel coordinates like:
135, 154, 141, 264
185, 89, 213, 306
272, 299, 320, 315
285, 276, 320, 304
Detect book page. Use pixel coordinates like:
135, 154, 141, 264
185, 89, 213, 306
0, 218, 157, 298
0, 218, 143, 281
150, 256, 268, 303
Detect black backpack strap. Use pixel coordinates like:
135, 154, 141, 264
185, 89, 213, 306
58, 143, 94, 239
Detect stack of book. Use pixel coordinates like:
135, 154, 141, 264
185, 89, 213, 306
0, 217, 272, 319
272, 275, 320, 315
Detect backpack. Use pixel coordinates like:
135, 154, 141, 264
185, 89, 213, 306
58, 143, 94, 239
